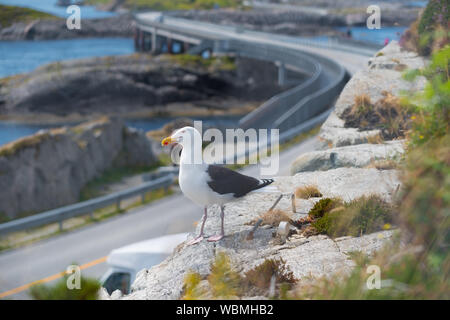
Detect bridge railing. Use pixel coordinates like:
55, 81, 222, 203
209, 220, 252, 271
213, 39, 347, 138
0, 175, 174, 236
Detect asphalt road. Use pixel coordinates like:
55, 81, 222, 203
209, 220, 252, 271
0, 136, 319, 299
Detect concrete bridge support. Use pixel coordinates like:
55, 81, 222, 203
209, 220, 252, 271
277, 62, 286, 87
151, 28, 157, 54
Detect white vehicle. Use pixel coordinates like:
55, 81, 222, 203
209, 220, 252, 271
100, 233, 188, 295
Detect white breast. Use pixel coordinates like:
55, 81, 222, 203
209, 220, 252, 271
179, 163, 234, 207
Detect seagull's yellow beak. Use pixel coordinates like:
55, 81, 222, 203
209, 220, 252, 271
161, 136, 174, 147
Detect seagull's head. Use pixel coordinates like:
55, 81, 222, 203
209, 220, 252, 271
161, 126, 201, 148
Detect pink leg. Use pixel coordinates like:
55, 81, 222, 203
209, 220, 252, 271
187, 207, 207, 245
208, 205, 225, 242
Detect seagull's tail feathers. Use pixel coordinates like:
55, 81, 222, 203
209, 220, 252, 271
251, 178, 277, 193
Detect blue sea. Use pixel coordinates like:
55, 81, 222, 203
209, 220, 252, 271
0, 38, 134, 78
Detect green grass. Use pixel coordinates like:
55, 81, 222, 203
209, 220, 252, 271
0, 5, 58, 28
310, 195, 394, 238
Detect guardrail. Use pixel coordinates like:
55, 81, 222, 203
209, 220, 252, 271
0, 175, 174, 236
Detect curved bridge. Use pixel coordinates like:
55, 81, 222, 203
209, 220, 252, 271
134, 12, 376, 142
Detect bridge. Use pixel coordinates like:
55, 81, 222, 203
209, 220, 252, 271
133, 12, 376, 142
0, 13, 378, 299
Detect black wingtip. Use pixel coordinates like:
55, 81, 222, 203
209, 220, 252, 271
254, 178, 274, 191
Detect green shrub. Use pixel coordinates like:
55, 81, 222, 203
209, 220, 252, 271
401, 0, 449, 56
308, 198, 340, 218
342, 91, 412, 140
403, 45, 449, 147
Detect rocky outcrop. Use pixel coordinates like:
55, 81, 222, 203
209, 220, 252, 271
291, 140, 405, 174
0, 117, 157, 219
0, 55, 281, 119
109, 168, 398, 300
0, 14, 133, 40
318, 41, 427, 149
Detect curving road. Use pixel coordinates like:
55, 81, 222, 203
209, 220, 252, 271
0, 15, 373, 299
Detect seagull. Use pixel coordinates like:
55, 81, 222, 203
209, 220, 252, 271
161, 126, 274, 245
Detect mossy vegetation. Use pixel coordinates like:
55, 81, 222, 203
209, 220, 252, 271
342, 91, 411, 140
29, 274, 100, 300
295, 196, 393, 238
167, 54, 236, 72
0, 131, 53, 158
314, 195, 393, 237
402, 45, 449, 147
0, 5, 58, 28
294, 185, 322, 199
242, 258, 296, 297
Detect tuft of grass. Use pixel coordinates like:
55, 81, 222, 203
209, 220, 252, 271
295, 185, 322, 199
243, 258, 296, 295
307, 198, 341, 219
182, 272, 205, 300
342, 91, 412, 140
300, 196, 393, 238
313, 195, 394, 238
166, 54, 236, 72
258, 209, 292, 227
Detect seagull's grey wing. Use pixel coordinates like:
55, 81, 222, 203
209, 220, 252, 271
206, 165, 273, 198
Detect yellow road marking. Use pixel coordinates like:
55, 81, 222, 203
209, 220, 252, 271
0, 256, 107, 299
